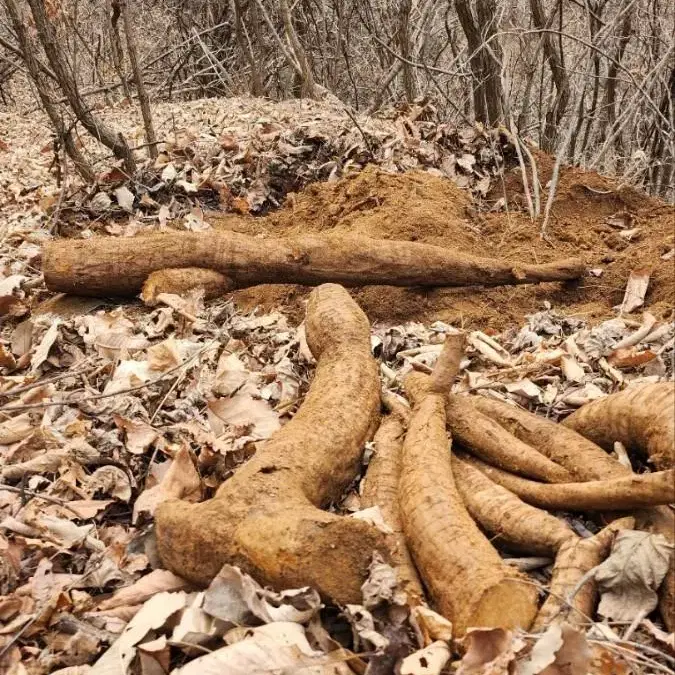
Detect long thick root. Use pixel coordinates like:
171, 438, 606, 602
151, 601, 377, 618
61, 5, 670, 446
452, 457, 576, 556
563, 382, 675, 470
533, 518, 634, 631
400, 371, 538, 635
461, 455, 675, 510
43, 230, 586, 297
470, 396, 629, 480
361, 407, 424, 604
155, 284, 385, 603
446, 395, 573, 482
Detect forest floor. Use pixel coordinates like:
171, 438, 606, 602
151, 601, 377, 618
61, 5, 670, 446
0, 95, 674, 674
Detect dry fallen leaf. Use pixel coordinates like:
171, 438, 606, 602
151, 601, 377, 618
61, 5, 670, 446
400, 641, 450, 675
0, 413, 35, 444
618, 268, 650, 314
171, 622, 326, 675
91, 591, 188, 674
98, 569, 191, 611
607, 347, 657, 369
113, 415, 159, 455
147, 338, 183, 372
132, 446, 202, 523
359, 551, 404, 609
593, 530, 673, 621
83, 466, 132, 502
113, 186, 135, 212
30, 320, 60, 370
207, 393, 280, 440
213, 352, 252, 396
517, 624, 590, 675
458, 627, 522, 675
411, 606, 453, 644
171, 593, 221, 646
202, 564, 321, 626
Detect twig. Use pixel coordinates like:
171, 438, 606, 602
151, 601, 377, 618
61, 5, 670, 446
343, 107, 374, 157
0, 557, 108, 659
0, 333, 223, 414
149, 373, 184, 424
0, 484, 84, 518
0, 359, 94, 400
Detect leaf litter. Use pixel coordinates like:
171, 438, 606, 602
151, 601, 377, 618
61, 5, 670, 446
0, 96, 674, 674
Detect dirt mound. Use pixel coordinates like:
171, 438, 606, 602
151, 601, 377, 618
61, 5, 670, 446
208, 164, 674, 329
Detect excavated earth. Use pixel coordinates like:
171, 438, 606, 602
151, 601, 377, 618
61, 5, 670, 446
206, 162, 674, 330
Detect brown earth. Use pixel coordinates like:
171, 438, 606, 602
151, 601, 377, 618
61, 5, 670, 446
207, 163, 674, 330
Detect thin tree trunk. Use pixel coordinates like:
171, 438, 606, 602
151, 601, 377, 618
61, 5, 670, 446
3, 0, 94, 182
475, 0, 504, 125
455, 0, 503, 126
455, 0, 488, 124
232, 0, 263, 96
529, 0, 570, 151
108, 0, 131, 99
600, 6, 633, 158
26, 0, 136, 174
398, 0, 415, 102
117, 0, 157, 158
279, 0, 316, 98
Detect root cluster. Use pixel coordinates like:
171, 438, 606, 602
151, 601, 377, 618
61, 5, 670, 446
154, 284, 674, 636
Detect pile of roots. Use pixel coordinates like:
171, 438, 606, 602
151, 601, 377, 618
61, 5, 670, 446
154, 283, 674, 637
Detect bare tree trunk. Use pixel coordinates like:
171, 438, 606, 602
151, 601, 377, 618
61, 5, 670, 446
117, 0, 158, 159
2, 0, 94, 182
475, 0, 504, 125
577, 1, 605, 160
529, 0, 570, 152
26, 0, 137, 175
600, 6, 633, 158
108, 0, 131, 99
232, 0, 263, 96
279, 0, 316, 98
398, 0, 416, 102
454, 0, 503, 126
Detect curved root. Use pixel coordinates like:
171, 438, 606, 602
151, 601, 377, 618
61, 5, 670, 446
447, 395, 573, 482
470, 396, 628, 480
461, 454, 675, 510
563, 382, 675, 471
155, 284, 386, 602
452, 456, 576, 556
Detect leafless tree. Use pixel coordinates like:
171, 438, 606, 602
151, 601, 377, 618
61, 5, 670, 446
0, 0, 671, 198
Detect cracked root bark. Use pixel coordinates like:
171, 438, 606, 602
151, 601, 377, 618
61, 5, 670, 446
42, 230, 585, 297
563, 382, 675, 471
400, 366, 538, 635
155, 284, 385, 603
361, 404, 424, 605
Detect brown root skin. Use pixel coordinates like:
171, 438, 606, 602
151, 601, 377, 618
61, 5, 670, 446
429, 332, 466, 393
42, 230, 585, 297
361, 412, 424, 604
471, 396, 629, 480
400, 372, 538, 635
155, 284, 386, 603
563, 382, 675, 471
141, 267, 233, 304
447, 395, 574, 482
533, 517, 634, 631
461, 454, 675, 510
452, 456, 576, 556
472, 395, 675, 629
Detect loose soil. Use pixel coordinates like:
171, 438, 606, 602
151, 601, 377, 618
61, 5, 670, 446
207, 163, 674, 330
